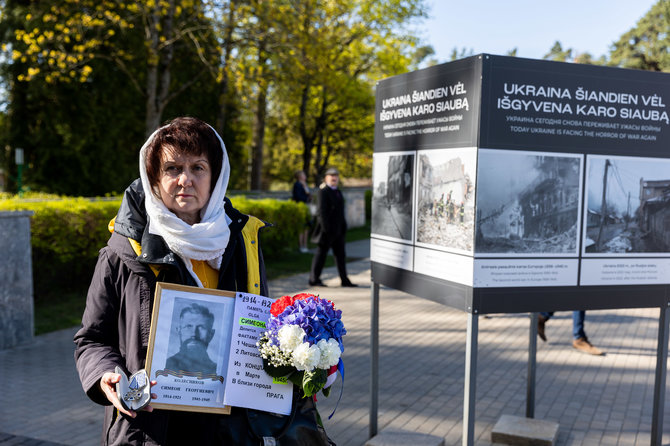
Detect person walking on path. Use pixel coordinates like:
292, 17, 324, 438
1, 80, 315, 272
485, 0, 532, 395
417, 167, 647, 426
309, 167, 357, 287
538, 310, 604, 355
291, 170, 311, 253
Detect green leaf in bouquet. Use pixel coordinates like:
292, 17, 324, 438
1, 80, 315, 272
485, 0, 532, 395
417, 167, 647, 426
261, 357, 295, 378
321, 385, 332, 398
302, 368, 328, 397
288, 370, 305, 387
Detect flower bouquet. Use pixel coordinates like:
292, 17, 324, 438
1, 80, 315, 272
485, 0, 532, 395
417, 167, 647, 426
257, 293, 345, 398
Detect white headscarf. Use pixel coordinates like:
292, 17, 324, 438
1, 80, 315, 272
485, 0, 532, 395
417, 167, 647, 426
138, 121, 231, 287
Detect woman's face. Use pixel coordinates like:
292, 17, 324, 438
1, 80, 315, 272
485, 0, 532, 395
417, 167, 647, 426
158, 146, 212, 225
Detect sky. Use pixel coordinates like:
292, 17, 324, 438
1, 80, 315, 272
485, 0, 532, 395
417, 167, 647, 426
587, 156, 670, 214
422, 0, 658, 63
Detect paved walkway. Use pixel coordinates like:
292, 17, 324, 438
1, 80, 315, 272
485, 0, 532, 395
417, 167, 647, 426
2, 239, 670, 445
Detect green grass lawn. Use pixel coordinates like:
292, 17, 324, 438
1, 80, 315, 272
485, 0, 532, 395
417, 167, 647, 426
345, 222, 371, 243
34, 222, 371, 335
264, 250, 335, 280
35, 289, 88, 335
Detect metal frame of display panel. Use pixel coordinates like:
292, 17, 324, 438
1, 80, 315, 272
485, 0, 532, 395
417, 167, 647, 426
368, 264, 670, 446
370, 54, 670, 445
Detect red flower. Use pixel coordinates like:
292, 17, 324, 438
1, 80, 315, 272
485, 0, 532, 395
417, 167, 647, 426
292, 292, 316, 301
270, 295, 295, 316
270, 293, 318, 316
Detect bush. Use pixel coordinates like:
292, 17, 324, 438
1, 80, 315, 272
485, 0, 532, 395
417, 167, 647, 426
0, 191, 65, 200
229, 196, 310, 258
0, 195, 308, 299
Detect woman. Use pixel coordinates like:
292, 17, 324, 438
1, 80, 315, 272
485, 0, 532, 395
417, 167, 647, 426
291, 170, 311, 253
74, 117, 332, 445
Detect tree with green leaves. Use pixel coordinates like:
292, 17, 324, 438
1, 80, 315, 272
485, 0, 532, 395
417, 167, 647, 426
265, 0, 430, 185
542, 40, 606, 65
0, 0, 433, 194
543, 41, 573, 62
610, 0, 670, 71
0, 0, 225, 195
4, 0, 221, 136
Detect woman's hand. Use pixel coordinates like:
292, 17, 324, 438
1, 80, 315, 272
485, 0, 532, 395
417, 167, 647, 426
100, 372, 158, 418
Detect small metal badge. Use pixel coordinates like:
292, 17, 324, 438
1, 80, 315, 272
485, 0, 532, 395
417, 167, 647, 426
262, 437, 277, 446
115, 366, 151, 411
124, 373, 146, 401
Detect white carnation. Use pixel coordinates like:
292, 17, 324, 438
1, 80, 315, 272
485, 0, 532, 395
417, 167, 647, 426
277, 325, 305, 353
292, 342, 320, 371
316, 338, 341, 369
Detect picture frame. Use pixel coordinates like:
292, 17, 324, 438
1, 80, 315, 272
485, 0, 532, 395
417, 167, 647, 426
145, 282, 237, 414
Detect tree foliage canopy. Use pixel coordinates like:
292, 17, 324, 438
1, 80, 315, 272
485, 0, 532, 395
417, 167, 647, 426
1, 0, 226, 194
0, 0, 430, 195
609, 0, 670, 71
5, 0, 670, 196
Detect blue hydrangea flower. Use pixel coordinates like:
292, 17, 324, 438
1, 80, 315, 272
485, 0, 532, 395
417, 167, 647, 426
266, 296, 346, 352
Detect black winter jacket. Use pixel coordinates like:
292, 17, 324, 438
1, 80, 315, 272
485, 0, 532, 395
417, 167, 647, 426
311, 184, 346, 245
73, 179, 281, 445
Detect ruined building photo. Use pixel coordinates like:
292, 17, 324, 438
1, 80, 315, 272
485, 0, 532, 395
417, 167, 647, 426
476, 154, 580, 254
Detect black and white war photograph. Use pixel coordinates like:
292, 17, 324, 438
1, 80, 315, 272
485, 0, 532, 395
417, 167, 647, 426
475, 149, 582, 256
583, 155, 670, 255
415, 148, 477, 253
371, 151, 414, 241
165, 297, 230, 377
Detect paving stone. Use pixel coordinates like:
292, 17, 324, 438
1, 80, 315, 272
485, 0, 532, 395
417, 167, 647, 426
0, 434, 66, 446
491, 415, 558, 446
3, 244, 670, 445
365, 428, 444, 446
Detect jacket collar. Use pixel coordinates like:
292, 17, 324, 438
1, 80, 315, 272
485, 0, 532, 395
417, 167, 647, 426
114, 178, 146, 243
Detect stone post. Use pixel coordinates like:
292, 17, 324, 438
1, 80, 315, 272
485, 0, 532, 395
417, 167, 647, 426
0, 211, 34, 349
342, 188, 367, 229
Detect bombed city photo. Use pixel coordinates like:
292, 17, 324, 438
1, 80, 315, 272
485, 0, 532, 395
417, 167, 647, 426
415, 148, 477, 253
371, 152, 414, 241
475, 149, 582, 256
584, 155, 670, 255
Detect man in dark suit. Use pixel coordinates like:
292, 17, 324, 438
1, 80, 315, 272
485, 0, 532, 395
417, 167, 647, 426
309, 168, 357, 287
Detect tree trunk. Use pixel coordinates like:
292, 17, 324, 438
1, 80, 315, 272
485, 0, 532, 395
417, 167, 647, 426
312, 88, 330, 181
144, 3, 161, 137
314, 129, 323, 180
299, 84, 315, 182
144, 0, 175, 137
322, 136, 334, 174
216, 1, 237, 136
250, 63, 268, 189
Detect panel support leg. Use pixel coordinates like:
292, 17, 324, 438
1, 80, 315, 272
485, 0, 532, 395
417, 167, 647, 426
463, 312, 478, 446
527, 313, 538, 419
651, 304, 669, 446
369, 281, 380, 440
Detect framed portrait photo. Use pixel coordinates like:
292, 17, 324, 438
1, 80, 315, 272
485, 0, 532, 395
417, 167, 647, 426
146, 282, 236, 414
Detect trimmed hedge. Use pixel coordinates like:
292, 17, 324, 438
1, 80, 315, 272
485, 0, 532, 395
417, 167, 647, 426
229, 195, 310, 256
0, 195, 309, 299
